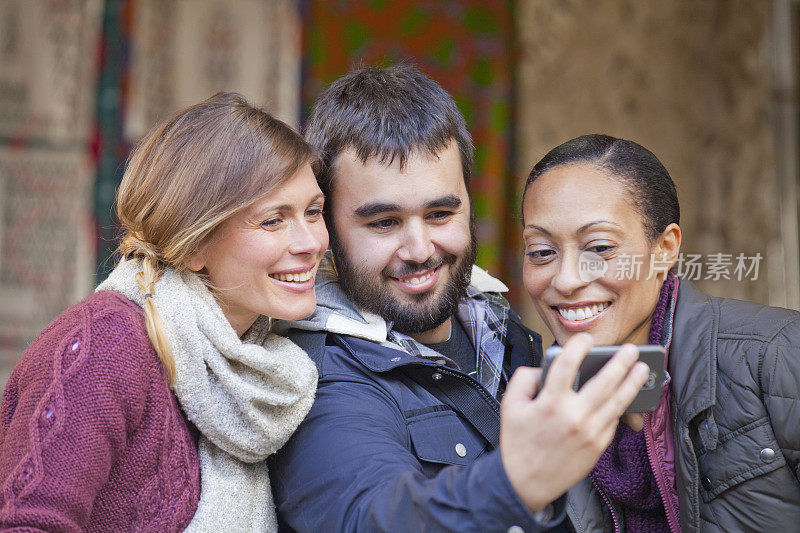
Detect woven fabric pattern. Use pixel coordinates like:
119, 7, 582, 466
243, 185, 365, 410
0, 290, 200, 532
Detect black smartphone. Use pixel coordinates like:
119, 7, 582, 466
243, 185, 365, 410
541, 345, 666, 413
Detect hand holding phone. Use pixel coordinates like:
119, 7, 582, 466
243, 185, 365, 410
541, 344, 666, 412
499, 334, 651, 512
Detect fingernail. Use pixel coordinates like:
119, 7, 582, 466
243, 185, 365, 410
635, 361, 650, 377
621, 343, 639, 362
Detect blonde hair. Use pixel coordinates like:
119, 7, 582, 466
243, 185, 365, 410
115, 92, 317, 384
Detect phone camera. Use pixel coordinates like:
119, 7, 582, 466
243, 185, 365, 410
642, 371, 657, 390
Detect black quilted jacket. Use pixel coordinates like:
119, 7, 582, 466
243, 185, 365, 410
567, 278, 800, 532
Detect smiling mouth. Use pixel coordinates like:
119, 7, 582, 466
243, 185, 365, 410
389, 265, 442, 293
395, 267, 437, 286
553, 301, 611, 322
269, 268, 314, 283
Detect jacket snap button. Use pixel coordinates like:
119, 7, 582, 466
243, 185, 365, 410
432, 373, 442, 381
455, 443, 467, 457
390, 357, 401, 362
760, 447, 776, 462
508, 526, 525, 533
702, 476, 712, 490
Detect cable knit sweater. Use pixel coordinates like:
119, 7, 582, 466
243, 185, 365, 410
0, 290, 200, 532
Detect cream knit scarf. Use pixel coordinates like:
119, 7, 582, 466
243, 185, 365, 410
97, 259, 317, 532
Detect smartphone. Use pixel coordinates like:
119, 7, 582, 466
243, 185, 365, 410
541, 344, 666, 413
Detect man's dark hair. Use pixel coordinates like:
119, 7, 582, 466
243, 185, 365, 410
305, 64, 475, 214
522, 134, 680, 241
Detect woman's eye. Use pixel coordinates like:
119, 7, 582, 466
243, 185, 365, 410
588, 244, 615, 255
368, 219, 396, 230
306, 208, 324, 220
526, 249, 555, 263
261, 218, 283, 229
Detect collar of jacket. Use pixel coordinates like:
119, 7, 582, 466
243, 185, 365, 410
333, 334, 444, 373
328, 312, 537, 380
668, 277, 717, 425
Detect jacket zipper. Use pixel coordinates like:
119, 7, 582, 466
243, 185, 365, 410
590, 476, 620, 533
644, 412, 681, 533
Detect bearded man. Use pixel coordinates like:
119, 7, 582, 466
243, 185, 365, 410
270, 64, 648, 533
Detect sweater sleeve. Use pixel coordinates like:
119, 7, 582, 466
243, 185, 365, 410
0, 296, 150, 532
762, 315, 800, 481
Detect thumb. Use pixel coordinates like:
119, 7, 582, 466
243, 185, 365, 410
502, 366, 542, 406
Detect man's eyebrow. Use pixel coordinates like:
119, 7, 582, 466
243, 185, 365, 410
354, 202, 402, 218
426, 195, 461, 209
353, 195, 462, 218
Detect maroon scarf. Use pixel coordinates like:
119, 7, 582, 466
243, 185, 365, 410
588, 273, 677, 532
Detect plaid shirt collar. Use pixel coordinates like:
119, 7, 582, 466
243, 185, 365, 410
387, 289, 510, 398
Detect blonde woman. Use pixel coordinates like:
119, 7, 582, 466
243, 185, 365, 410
0, 93, 327, 532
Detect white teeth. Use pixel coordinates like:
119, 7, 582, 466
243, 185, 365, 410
558, 302, 610, 322
271, 270, 313, 283
406, 272, 432, 285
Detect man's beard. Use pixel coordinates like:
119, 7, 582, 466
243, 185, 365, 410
330, 228, 477, 335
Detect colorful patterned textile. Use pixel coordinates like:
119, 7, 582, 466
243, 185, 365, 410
0, 0, 103, 383
303, 1, 518, 298
95, 0, 303, 283
93, 0, 131, 283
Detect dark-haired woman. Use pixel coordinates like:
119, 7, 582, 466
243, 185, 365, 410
0, 93, 327, 531
521, 134, 800, 532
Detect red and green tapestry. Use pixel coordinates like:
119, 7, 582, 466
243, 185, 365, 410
303, 0, 521, 302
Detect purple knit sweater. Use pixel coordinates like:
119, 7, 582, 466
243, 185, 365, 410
0, 291, 200, 532
589, 274, 676, 532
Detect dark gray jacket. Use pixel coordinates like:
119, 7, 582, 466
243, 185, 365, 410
567, 279, 800, 532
